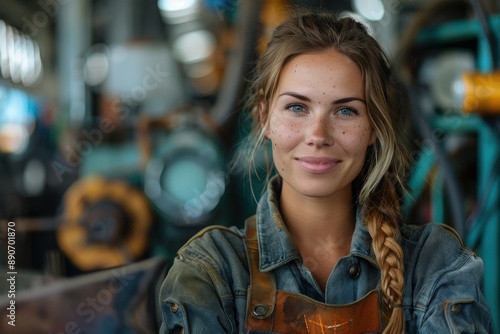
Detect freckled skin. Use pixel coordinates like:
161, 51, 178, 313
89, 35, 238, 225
266, 49, 376, 200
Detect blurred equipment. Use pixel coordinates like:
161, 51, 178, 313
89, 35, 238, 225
57, 177, 152, 271
418, 50, 476, 112
158, 0, 228, 98
140, 106, 229, 257
0, 87, 36, 156
144, 116, 226, 226
100, 41, 187, 118
0, 86, 64, 219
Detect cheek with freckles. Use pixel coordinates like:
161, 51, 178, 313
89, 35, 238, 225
271, 141, 285, 173
269, 121, 298, 175
338, 123, 374, 152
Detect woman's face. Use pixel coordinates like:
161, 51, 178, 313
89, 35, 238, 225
265, 48, 376, 200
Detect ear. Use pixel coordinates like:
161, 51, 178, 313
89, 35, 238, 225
258, 103, 270, 138
368, 129, 377, 146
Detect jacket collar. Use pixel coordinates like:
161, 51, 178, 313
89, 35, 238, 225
255, 176, 377, 272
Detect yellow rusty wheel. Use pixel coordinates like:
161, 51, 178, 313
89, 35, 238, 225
57, 176, 152, 271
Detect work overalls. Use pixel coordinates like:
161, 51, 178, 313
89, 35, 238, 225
244, 217, 389, 334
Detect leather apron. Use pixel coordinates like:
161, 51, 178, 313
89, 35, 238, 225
244, 217, 389, 334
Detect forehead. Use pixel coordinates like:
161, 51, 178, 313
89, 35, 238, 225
275, 49, 364, 97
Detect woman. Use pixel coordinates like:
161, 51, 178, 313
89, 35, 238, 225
159, 9, 492, 333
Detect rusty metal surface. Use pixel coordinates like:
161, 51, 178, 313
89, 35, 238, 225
0, 256, 168, 334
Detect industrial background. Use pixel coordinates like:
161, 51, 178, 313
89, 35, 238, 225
0, 0, 499, 333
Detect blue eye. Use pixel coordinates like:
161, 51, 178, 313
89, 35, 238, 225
338, 107, 357, 117
286, 104, 305, 113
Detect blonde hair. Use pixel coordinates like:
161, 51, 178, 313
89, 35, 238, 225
237, 8, 410, 333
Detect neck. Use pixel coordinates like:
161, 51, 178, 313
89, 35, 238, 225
279, 181, 356, 291
279, 182, 356, 248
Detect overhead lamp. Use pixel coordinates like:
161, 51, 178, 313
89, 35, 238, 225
338, 11, 374, 37
0, 20, 43, 87
157, 0, 201, 24
172, 29, 219, 95
83, 44, 110, 87
352, 0, 385, 21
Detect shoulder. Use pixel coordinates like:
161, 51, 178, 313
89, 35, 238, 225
160, 225, 249, 333
164, 224, 249, 299
401, 223, 466, 248
401, 223, 473, 262
176, 224, 247, 267
401, 223, 476, 276
400, 224, 492, 331
401, 223, 483, 303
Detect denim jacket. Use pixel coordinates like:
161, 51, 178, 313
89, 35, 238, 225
159, 177, 492, 333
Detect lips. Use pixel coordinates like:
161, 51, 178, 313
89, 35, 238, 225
296, 157, 340, 174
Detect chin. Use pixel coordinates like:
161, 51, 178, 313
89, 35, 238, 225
293, 179, 348, 199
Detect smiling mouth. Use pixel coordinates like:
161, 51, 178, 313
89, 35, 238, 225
296, 157, 340, 174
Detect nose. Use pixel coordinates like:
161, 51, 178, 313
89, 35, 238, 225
305, 114, 334, 147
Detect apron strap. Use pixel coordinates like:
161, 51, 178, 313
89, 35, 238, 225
244, 216, 277, 331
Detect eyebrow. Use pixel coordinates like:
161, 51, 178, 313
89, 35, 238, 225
278, 92, 366, 105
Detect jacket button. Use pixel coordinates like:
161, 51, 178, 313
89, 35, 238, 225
170, 303, 179, 313
348, 264, 360, 279
252, 304, 268, 317
451, 303, 462, 314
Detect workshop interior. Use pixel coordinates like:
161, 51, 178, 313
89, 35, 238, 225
0, 0, 499, 332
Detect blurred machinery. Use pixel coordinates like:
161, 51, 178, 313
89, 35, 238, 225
57, 176, 152, 271
398, 0, 500, 331
1, 0, 264, 332
53, 0, 256, 269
